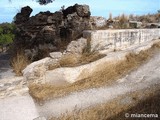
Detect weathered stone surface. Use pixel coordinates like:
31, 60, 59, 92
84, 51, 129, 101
83, 29, 160, 52
66, 38, 87, 54
49, 52, 62, 59
22, 57, 57, 81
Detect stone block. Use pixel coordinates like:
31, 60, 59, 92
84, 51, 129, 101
83, 29, 160, 52
66, 38, 87, 54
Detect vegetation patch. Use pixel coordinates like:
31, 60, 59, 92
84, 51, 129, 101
0, 23, 15, 52
11, 51, 30, 76
29, 41, 160, 102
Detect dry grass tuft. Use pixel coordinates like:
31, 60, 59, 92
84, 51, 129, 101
59, 52, 106, 67
11, 52, 30, 76
29, 83, 60, 102
80, 52, 106, 64
48, 63, 61, 70
29, 41, 160, 102
59, 54, 80, 67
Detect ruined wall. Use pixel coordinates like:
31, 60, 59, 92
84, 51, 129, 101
12, 4, 109, 61
83, 29, 160, 52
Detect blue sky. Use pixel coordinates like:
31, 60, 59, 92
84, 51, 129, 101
0, 0, 159, 23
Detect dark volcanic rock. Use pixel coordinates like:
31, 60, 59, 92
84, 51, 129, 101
13, 4, 91, 61
62, 4, 90, 18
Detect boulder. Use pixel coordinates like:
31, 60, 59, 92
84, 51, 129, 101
66, 38, 88, 54
22, 57, 58, 81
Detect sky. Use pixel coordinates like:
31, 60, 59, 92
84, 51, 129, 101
0, 0, 159, 23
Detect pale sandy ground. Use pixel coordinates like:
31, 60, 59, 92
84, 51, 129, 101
0, 53, 39, 120
0, 94, 39, 120
0, 51, 160, 120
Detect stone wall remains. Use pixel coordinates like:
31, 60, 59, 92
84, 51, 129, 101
13, 4, 109, 61
83, 29, 160, 52
13, 4, 92, 61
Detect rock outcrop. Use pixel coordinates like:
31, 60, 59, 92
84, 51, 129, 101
14, 6, 33, 24
22, 39, 160, 85
13, 4, 92, 61
22, 57, 59, 82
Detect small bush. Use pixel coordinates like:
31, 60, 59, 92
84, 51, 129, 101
11, 52, 30, 76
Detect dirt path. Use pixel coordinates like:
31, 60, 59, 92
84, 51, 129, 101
0, 53, 36, 120
36, 51, 160, 119
0, 94, 39, 120
0, 53, 15, 79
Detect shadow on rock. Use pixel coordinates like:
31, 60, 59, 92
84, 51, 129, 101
0, 52, 14, 79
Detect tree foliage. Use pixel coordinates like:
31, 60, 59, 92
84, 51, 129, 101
9, 0, 54, 5
0, 23, 15, 45
36, 0, 54, 5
